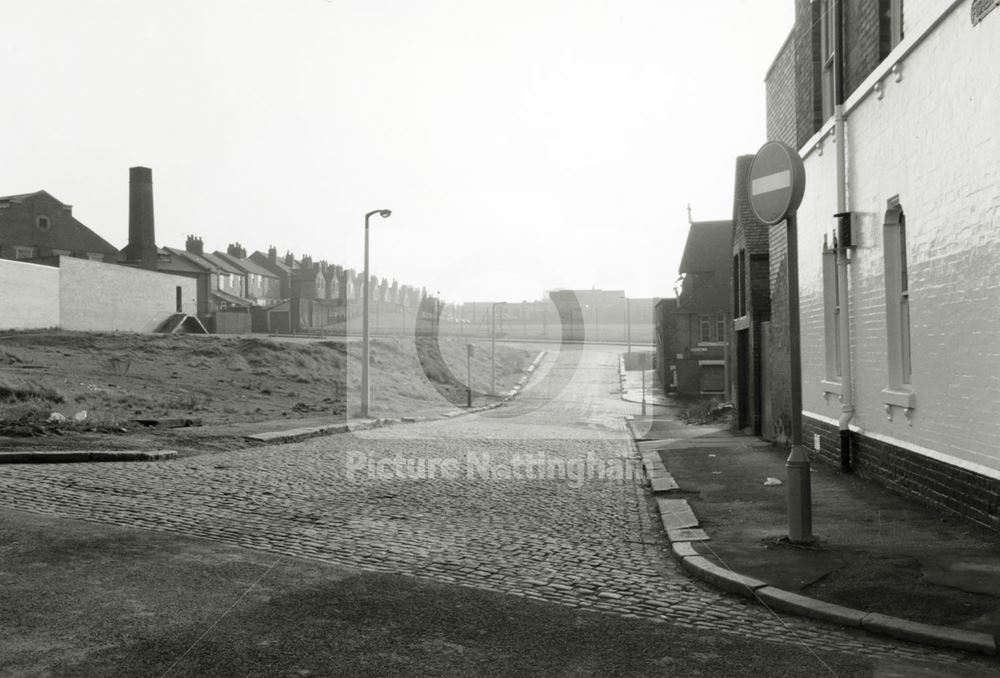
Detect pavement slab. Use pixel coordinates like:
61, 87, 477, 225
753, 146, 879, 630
655, 498, 699, 530
648, 426, 1000, 655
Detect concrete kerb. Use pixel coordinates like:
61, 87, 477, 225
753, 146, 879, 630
245, 350, 548, 446
0, 450, 177, 464
625, 421, 999, 656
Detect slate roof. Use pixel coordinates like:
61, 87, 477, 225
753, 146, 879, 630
199, 251, 243, 275
214, 251, 277, 278
250, 250, 297, 275
163, 246, 218, 272
156, 247, 209, 274
678, 220, 733, 274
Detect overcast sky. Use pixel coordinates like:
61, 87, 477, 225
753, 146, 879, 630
1, 0, 793, 303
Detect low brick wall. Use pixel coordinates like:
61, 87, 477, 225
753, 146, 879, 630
804, 414, 1000, 534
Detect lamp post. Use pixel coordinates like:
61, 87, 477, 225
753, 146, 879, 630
491, 301, 506, 395
361, 208, 391, 418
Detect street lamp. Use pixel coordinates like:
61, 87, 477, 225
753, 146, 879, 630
361, 208, 391, 418
491, 301, 507, 395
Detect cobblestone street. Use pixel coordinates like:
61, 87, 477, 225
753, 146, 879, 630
0, 344, 986, 668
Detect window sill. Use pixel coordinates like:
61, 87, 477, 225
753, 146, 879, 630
881, 388, 916, 424
881, 388, 915, 408
821, 379, 842, 397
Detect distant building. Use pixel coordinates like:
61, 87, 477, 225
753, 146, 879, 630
250, 247, 297, 299
0, 190, 118, 263
658, 220, 732, 397
215, 243, 281, 306
156, 245, 212, 317
174, 236, 253, 311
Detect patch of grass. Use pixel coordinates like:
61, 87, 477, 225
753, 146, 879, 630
0, 330, 532, 428
0, 398, 55, 423
0, 375, 63, 403
0, 348, 28, 365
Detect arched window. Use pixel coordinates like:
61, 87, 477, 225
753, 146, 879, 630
36, 215, 51, 232
822, 236, 841, 383
883, 197, 911, 388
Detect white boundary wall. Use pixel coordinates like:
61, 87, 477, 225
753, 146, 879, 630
0, 259, 60, 330
0, 257, 196, 333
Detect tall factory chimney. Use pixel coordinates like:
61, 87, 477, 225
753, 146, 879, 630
123, 166, 158, 270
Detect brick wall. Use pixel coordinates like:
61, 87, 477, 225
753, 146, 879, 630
0, 259, 59, 329
767, 223, 793, 446
59, 256, 197, 332
766, 32, 797, 146
0, 192, 118, 262
731, 155, 773, 433
804, 415, 1000, 533
844, 0, 885, 97
794, 0, 823, 148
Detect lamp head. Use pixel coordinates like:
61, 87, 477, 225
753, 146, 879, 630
379, 209, 392, 218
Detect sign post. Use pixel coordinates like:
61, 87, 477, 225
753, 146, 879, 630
749, 141, 812, 543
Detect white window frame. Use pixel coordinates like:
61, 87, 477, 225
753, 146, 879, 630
881, 197, 915, 417
14, 246, 37, 260
821, 239, 842, 395
819, 0, 836, 122
699, 314, 713, 343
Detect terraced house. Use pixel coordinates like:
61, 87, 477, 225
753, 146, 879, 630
764, 0, 1000, 529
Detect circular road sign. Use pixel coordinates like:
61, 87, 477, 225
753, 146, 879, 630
748, 141, 806, 225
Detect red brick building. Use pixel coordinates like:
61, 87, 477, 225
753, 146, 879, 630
658, 219, 732, 398
0, 191, 118, 263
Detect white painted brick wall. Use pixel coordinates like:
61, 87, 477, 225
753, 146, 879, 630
0, 259, 59, 330
798, 3, 1000, 472
59, 257, 198, 333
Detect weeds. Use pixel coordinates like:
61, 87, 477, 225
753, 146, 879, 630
680, 398, 733, 425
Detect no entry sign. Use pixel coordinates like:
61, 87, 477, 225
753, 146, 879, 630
748, 141, 806, 225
